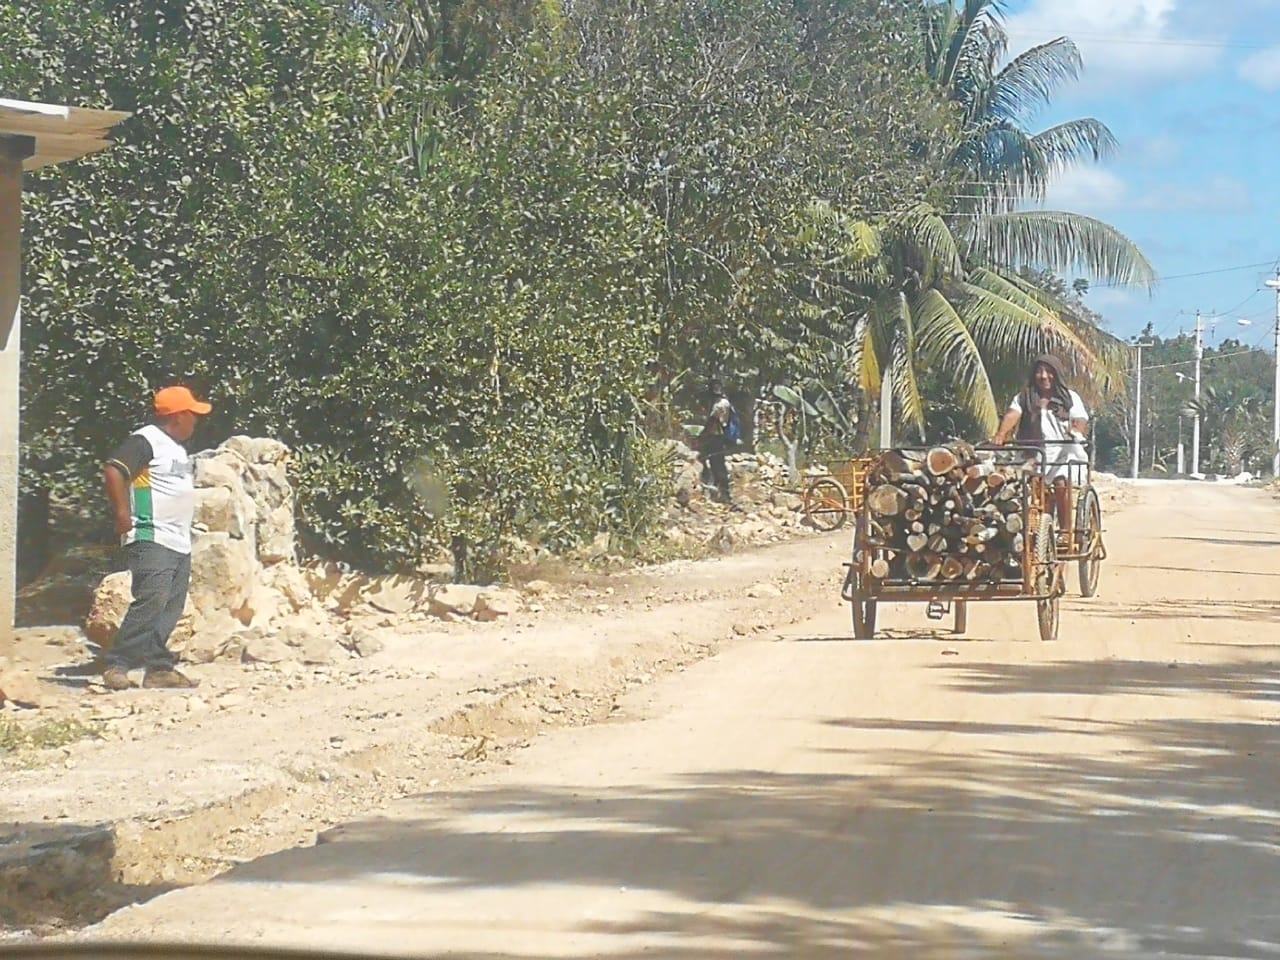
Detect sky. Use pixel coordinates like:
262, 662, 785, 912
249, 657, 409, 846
1001, 0, 1280, 354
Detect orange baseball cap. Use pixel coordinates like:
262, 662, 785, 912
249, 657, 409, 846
154, 386, 212, 417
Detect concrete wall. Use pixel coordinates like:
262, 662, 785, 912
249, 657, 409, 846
1, 153, 21, 651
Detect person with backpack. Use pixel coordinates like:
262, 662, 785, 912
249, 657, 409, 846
698, 378, 740, 506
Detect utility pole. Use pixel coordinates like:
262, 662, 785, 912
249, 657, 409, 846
1192, 310, 1203, 476
1266, 274, 1280, 478
1132, 340, 1151, 479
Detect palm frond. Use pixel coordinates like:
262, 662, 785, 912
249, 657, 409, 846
893, 204, 964, 283
960, 277, 1100, 372
953, 117, 1119, 202
1030, 118, 1118, 169
968, 210, 1158, 288
912, 287, 1000, 431
994, 270, 1131, 402
985, 38, 1083, 124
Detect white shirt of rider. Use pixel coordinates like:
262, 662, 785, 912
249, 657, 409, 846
1009, 389, 1088, 463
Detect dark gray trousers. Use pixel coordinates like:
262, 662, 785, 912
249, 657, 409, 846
105, 541, 190, 671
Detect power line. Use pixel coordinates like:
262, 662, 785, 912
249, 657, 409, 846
1144, 347, 1267, 372
1094, 258, 1280, 290
1117, 347, 1263, 381
1064, 32, 1268, 52
1012, 28, 1270, 52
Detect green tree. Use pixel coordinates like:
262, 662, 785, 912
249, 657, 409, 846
565, 0, 955, 426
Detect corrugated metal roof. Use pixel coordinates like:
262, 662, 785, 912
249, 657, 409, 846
0, 98, 130, 170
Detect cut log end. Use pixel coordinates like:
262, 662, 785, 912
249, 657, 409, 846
867, 484, 908, 518
926, 447, 960, 477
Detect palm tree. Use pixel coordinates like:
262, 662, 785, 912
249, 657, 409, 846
922, 0, 1154, 304
1183, 385, 1267, 475
921, 0, 1116, 202
837, 0, 1154, 440
832, 202, 1132, 437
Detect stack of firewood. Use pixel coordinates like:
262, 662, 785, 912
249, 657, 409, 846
860, 442, 1037, 583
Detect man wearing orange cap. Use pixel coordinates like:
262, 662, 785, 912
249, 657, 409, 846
100, 386, 212, 690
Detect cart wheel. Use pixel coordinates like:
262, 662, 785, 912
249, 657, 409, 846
805, 477, 849, 532
849, 568, 878, 639
1075, 486, 1102, 598
1034, 513, 1060, 642
953, 600, 968, 635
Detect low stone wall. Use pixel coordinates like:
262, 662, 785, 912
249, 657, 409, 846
84, 437, 525, 668
78, 436, 829, 672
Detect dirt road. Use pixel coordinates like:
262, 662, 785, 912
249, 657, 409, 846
74, 481, 1280, 957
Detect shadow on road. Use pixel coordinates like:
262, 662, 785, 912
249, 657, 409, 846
204, 653, 1280, 959
1158, 536, 1280, 549
1075, 597, 1280, 623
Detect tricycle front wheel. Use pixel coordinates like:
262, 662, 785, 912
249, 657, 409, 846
1034, 513, 1060, 642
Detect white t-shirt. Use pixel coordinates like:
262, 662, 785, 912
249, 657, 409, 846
1009, 389, 1088, 466
108, 424, 197, 554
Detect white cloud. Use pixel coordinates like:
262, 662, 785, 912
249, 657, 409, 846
1038, 168, 1251, 215
1238, 46, 1280, 90
1004, 0, 1222, 89
1133, 175, 1252, 213
1042, 167, 1129, 212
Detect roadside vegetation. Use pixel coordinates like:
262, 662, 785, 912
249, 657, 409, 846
3, 0, 1161, 580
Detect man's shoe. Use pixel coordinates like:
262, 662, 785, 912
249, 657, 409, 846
102, 668, 136, 691
142, 668, 199, 689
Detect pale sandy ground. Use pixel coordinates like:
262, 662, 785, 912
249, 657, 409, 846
55, 482, 1280, 956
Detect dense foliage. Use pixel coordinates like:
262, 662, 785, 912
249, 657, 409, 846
2, 0, 1159, 579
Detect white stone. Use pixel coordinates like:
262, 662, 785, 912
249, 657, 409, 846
241, 636, 291, 664
84, 571, 133, 648
0, 663, 45, 707
194, 486, 254, 540
364, 576, 426, 616
265, 564, 313, 612
189, 532, 257, 619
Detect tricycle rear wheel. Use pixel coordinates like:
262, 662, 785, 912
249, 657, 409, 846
1075, 486, 1102, 598
849, 568, 878, 639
